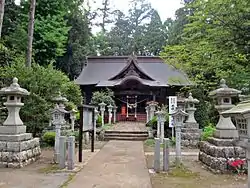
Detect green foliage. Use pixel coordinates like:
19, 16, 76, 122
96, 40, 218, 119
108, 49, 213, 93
201, 124, 216, 141
0, 60, 82, 136
96, 115, 102, 128
42, 132, 56, 146
91, 88, 115, 106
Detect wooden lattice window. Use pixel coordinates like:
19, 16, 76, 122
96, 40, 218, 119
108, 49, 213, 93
236, 118, 248, 138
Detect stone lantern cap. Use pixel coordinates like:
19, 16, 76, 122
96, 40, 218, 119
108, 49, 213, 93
185, 93, 199, 104
108, 104, 113, 109
170, 107, 189, 117
99, 101, 106, 107
209, 79, 241, 98
70, 108, 78, 114
51, 104, 68, 114
0, 77, 30, 96
146, 101, 158, 106
53, 91, 68, 103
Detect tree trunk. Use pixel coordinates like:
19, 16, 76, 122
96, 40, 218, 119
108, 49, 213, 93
26, 0, 36, 67
0, 0, 5, 39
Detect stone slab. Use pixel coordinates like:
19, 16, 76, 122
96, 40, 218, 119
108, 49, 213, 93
181, 140, 199, 148
214, 129, 238, 139
0, 126, 26, 135
207, 137, 237, 146
181, 132, 201, 140
0, 133, 32, 142
181, 128, 201, 133
199, 141, 245, 158
183, 122, 199, 129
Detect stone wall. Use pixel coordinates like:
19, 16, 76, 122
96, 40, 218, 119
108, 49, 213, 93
181, 122, 201, 148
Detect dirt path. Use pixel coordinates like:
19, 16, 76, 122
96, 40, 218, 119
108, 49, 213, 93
67, 140, 152, 188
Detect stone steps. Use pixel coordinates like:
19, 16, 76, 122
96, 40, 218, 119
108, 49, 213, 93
104, 130, 148, 141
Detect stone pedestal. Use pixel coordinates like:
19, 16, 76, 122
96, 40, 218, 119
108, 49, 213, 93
181, 122, 201, 148
199, 137, 245, 173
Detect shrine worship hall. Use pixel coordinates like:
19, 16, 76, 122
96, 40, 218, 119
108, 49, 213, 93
75, 55, 191, 122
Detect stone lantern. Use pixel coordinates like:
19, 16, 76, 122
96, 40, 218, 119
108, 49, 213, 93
209, 79, 241, 138
52, 92, 68, 129
51, 104, 68, 163
198, 79, 243, 173
185, 93, 199, 123
94, 107, 99, 140
0, 77, 41, 168
113, 105, 118, 123
182, 93, 201, 148
53, 91, 68, 109
70, 108, 77, 131
145, 106, 149, 123
107, 104, 113, 125
176, 92, 186, 111
222, 95, 250, 182
99, 102, 106, 127
170, 108, 188, 166
147, 101, 158, 121
156, 109, 166, 142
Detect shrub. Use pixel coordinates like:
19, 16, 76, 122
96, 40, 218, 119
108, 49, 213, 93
0, 61, 82, 136
201, 124, 216, 141
42, 132, 56, 146
96, 115, 102, 128
91, 88, 115, 106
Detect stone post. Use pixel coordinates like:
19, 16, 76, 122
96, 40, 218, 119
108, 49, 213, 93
145, 106, 149, 123
170, 108, 188, 167
99, 102, 106, 127
113, 106, 117, 123
108, 104, 113, 125
163, 138, 170, 171
0, 77, 41, 168
160, 111, 166, 143
154, 138, 161, 172
59, 136, 66, 169
94, 108, 99, 140
155, 111, 161, 138
70, 108, 77, 131
175, 124, 182, 166
54, 123, 61, 163
67, 136, 75, 170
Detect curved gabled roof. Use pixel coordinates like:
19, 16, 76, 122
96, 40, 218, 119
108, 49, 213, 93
75, 56, 191, 87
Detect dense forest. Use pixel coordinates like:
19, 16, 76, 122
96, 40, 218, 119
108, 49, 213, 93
0, 0, 250, 132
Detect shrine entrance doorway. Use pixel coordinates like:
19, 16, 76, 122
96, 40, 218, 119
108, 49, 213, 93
113, 78, 152, 122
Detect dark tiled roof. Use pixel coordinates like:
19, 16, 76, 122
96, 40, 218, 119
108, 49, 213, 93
75, 56, 191, 86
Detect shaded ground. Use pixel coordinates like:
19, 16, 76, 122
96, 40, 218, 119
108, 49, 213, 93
0, 141, 107, 188
146, 154, 247, 188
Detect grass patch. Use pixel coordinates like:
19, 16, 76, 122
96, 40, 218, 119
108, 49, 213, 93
60, 173, 76, 188
38, 164, 60, 174
168, 164, 199, 178
102, 124, 113, 130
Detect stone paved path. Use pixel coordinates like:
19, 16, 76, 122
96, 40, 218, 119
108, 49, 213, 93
68, 122, 151, 188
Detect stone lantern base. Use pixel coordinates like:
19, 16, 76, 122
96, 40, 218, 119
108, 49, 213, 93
181, 122, 201, 148
198, 137, 245, 173
0, 131, 41, 168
